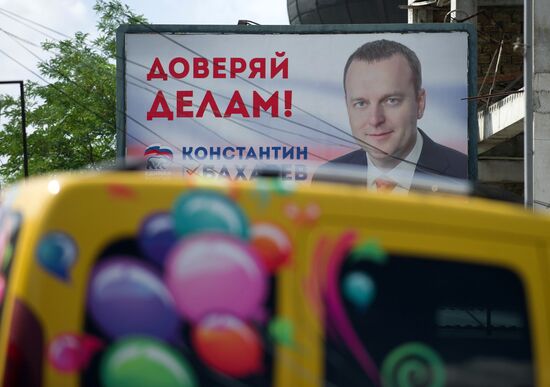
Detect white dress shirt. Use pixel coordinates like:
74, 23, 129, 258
366, 130, 423, 193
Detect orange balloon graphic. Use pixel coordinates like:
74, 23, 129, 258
251, 222, 292, 273
192, 314, 263, 378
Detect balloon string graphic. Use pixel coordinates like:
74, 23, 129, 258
325, 231, 381, 387
303, 235, 331, 323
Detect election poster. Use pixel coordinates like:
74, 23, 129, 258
118, 25, 476, 183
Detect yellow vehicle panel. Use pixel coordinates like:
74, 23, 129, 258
0, 171, 547, 387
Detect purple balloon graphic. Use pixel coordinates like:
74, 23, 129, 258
138, 212, 178, 266
165, 233, 267, 323
87, 257, 179, 340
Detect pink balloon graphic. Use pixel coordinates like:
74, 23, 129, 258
48, 333, 104, 373
165, 233, 267, 323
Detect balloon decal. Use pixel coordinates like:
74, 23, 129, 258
70, 183, 449, 387
172, 190, 249, 239
36, 232, 78, 281
76, 188, 296, 383
250, 222, 292, 273
165, 233, 267, 323
268, 317, 294, 347
381, 342, 446, 387
48, 333, 104, 373
192, 314, 263, 377
350, 239, 388, 264
87, 258, 179, 340
100, 337, 197, 387
138, 212, 178, 266
342, 272, 376, 311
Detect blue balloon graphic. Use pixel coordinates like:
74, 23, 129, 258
87, 257, 180, 341
36, 232, 78, 281
172, 190, 249, 239
138, 212, 178, 266
342, 272, 376, 311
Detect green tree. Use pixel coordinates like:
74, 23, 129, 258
0, 0, 147, 183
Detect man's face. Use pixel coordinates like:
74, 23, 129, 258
344, 54, 426, 169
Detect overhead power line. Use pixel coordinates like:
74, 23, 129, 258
0, 6, 467, 183
119, 19, 458, 179
0, 28, 40, 47
0, 8, 61, 41
0, 7, 70, 39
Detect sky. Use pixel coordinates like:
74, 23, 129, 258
0, 0, 290, 91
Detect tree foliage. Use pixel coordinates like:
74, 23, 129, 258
0, 0, 147, 183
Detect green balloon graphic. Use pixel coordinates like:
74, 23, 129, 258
381, 342, 445, 387
100, 336, 197, 387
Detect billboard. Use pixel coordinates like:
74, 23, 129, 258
117, 25, 477, 187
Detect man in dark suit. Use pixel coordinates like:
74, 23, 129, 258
313, 39, 467, 191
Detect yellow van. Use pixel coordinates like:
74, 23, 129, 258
0, 170, 547, 387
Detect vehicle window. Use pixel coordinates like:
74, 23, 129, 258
324, 253, 533, 387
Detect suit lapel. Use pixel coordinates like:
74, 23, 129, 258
414, 129, 450, 180
349, 149, 368, 166
349, 150, 368, 185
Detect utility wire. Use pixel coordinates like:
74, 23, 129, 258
0, 34, 229, 178
0, 46, 195, 171
0, 13, 352, 155
0, 7, 70, 38
0, 8, 60, 41
231, 116, 350, 146
125, 71, 344, 150
126, 78, 238, 147
125, 74, 334, 161
120, 19, 464, 179
1, 7, 468, 182
123, 22, 372, 144
0, 28, 41, 47
0, 29, 223, 178
2, 7, 455, 176
0, 8, 248, 177
124, 61, 351, 149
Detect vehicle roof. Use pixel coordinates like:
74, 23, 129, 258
2, 170, 546, 241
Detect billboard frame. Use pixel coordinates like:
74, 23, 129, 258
116, 23, 478, 179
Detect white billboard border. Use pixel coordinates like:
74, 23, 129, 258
115, 23, 478, 180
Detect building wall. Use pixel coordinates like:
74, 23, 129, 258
429, 5, 523, 103
476, 6, 523, 98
